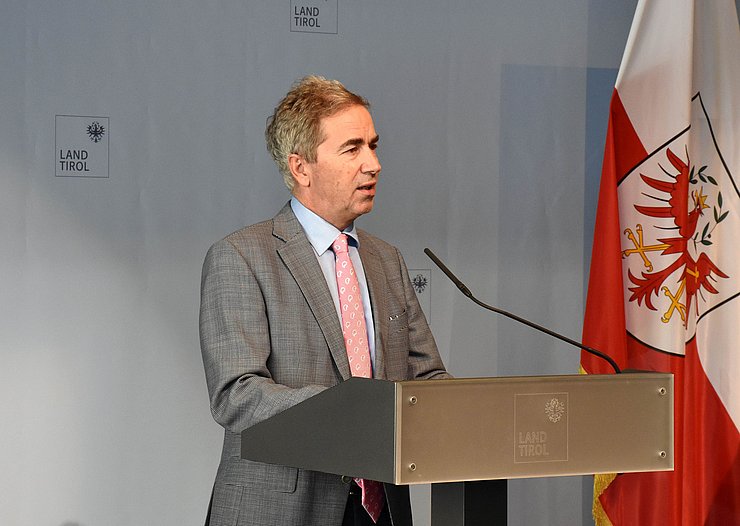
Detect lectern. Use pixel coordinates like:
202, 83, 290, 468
241, 374, 673, 525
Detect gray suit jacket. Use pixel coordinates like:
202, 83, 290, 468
200, 203, 449, 526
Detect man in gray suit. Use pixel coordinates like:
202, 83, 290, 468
200, 76, 449, 526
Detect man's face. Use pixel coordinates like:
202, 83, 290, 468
293, 105, 381, 230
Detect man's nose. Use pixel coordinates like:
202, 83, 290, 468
362, 149, 381, 175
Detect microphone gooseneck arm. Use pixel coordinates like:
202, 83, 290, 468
424, 248, 621, 374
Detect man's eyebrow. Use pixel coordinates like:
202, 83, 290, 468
338, 135, 380, 150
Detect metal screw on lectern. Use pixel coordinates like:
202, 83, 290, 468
659, 451, 667, 458
658, 387, 667, 396
408, 463, 417, 471
409, 396, 417, 405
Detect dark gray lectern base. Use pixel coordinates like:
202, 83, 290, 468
431, 480, 507, 526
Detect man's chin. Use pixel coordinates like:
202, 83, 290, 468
354, 199, 375, 217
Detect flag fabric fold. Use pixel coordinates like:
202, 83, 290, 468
581, 1, 740, 524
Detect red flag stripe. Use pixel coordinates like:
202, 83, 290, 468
582, 90, 646, 374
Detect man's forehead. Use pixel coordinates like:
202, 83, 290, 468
322, 105, 374, 130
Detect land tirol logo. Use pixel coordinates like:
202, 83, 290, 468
55, 115, 109, 178
618, 93, 737, 355
290, 0, 338, 34
409, 269, 432, 324
544, 397, 566, 423
86, 121, 106, 143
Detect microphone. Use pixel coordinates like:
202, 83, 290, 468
424, 248, 621, 374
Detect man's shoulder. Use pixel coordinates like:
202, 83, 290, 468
221, 218, 275, 247
202, 220, 275, 267
213, 202, 296, 250
357, 228, 399, 256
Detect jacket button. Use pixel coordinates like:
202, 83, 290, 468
341, 475, 353, 484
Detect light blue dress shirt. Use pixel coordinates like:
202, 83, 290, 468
290, 197, 377, 372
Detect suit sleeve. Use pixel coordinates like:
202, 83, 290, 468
199, 238, 326, 434
396, 248, 452, 380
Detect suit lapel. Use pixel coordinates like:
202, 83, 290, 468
359, 233, 390, 380
273, 203, 352, 380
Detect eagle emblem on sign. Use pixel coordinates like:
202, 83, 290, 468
622, 148, 729, 327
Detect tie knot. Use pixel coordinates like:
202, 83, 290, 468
332, 234, 349, 254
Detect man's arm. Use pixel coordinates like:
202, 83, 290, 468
199, 238, 325, 434
396, 247, 452, 380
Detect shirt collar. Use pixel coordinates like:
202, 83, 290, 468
290, 197, 359, 256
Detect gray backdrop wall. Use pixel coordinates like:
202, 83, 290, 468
1, 1, 644, 524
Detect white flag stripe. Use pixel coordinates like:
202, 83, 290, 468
616, 0, 694, 152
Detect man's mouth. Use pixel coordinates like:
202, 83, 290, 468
357, 182, 376, 192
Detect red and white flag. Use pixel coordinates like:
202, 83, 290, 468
581, 0, 739, 524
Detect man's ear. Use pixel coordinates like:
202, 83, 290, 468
288, 153, 310, 189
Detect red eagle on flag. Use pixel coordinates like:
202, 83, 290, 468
623, 148, 728, 325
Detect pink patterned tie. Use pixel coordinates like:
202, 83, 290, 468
331, 234, 385, 523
